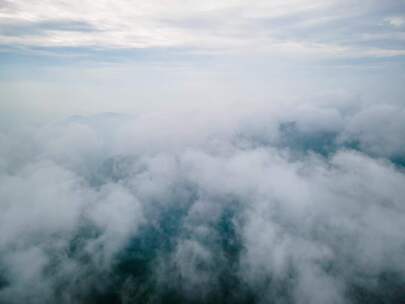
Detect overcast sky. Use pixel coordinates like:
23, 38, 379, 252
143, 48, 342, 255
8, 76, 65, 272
0, 0, 404, 121
1, 0, 404, 55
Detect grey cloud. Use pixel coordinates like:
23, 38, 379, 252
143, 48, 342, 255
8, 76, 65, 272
252, 1, 405, 54
0, 0, 14, 10
0, 20, 99, 37
1, 1, 404, 60
159, 0, 405, 59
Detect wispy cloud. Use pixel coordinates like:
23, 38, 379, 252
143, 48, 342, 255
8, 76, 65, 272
0, 0, 404, 60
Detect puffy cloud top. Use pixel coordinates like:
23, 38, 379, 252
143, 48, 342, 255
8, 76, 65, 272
0, 99, 404, 303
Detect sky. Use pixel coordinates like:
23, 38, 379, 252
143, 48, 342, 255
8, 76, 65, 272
1, 1, 405, 304
1, 0, 405, 121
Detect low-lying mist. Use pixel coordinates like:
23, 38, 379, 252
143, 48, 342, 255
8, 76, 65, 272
1, 98, 405, 304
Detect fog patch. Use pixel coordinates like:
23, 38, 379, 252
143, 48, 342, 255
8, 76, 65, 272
0, 102, 404, 303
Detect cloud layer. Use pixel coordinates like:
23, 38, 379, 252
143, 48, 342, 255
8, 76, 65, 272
0, 98, 404, 303
1, 0, 404, 60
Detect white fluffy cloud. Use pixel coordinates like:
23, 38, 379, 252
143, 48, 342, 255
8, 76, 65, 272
0, 97, 404, 303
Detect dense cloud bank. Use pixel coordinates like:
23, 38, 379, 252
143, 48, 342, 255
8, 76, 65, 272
0, 100, 405, 304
